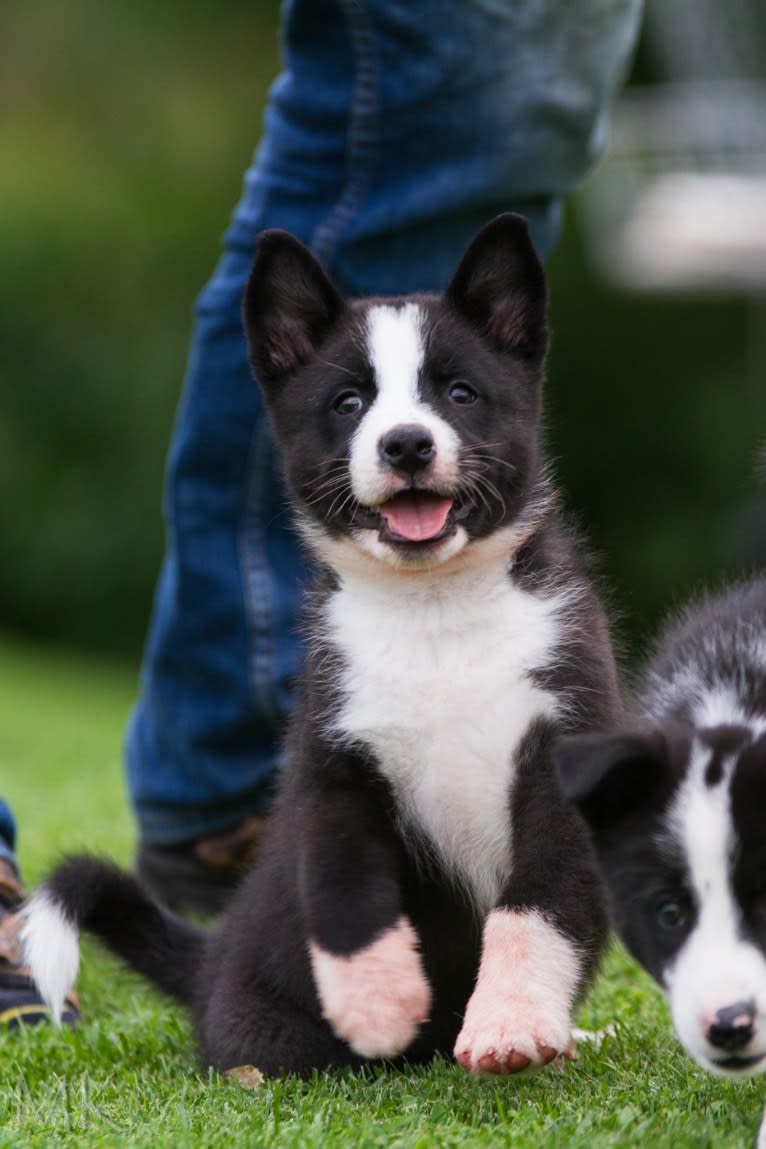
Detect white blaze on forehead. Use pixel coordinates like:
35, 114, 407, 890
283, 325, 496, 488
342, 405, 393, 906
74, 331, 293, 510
366, 303, 424, 409
665, 736, 766, 1070
349, 303, 460, 505
669, 738, 735, 927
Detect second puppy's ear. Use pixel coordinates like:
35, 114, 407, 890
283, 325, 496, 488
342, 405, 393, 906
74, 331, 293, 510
243, 231, 345, 384
553, 728, 683, 834
445, 213, 548, 359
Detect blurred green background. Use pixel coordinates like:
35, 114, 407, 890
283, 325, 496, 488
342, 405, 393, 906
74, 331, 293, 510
1, 0, 764, 667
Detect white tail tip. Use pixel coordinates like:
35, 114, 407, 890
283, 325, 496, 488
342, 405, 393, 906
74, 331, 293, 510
20, 890, 80, 1024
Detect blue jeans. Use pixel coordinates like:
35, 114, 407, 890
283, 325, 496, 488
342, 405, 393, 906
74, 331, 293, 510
126, 0, 643, 845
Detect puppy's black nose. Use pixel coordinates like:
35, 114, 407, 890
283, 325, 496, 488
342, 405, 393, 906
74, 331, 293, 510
708, 1000, 757, 1051
379, 424, 436, 475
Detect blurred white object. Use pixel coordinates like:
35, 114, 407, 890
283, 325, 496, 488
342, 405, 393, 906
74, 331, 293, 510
580, 0, 766, 292
613, 171, 766, 290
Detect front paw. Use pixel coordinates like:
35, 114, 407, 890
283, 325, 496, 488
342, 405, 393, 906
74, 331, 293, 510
455, 907, 582, 1075
309, 915, 431, 1059
455, 994, 574, 1074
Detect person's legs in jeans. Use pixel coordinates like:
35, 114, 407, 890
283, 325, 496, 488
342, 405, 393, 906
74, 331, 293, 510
127, 0, 643, 912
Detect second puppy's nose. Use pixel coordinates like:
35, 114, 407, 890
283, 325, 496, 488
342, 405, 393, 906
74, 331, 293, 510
379, 425, 436, 475
708, 1000, 757, 1051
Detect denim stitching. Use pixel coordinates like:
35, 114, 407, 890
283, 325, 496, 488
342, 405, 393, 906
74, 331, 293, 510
240, 0, 378, 722
240, 415, 282, 721
310, 0, 379, 270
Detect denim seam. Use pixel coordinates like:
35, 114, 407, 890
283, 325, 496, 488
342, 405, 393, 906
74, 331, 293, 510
240, 416, 281, 721
238, 2, 378, 720
310, 0, 379, 270
238, 1, 379, 720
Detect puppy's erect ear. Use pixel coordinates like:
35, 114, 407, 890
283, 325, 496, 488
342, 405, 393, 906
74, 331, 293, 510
445, 213, 548, 358
243, 230, 345, 385
553, 725, 689, 834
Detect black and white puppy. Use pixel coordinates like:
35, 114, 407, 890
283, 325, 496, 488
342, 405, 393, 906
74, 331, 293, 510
23, 214, 620, 1078
556, 577, 766, 1145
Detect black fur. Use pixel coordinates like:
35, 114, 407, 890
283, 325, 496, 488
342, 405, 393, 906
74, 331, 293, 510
555, 576, 766, 987
35, 215, 620, 1077
45, 856, 203, 1007
243, 215, 548, 547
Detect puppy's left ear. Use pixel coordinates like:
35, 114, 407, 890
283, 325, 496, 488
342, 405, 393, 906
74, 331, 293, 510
243, 230, 345, 385
445, 213, 548, 358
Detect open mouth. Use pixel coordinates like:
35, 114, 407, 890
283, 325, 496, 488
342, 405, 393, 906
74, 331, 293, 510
379, 490, 454, 544
711, 1052, 766, 1072
353, 489, 465, 547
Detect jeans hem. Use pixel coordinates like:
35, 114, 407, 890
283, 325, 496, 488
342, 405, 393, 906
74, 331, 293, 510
136, 790, 275, 847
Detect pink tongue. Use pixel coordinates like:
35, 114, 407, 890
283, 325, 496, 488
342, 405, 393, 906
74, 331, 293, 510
379, 494, 453, 542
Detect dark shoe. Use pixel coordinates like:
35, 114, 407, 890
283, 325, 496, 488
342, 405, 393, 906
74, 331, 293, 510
0, 859, 80, 1028
135, 815, 268, 917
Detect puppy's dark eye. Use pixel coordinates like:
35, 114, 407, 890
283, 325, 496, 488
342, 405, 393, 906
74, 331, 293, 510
448, 382, 478, 406
333, 391, 364, 415
655, 898, 689, 930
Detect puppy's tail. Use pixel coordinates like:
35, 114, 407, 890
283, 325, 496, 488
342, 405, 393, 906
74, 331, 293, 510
21, 855, 205, 1020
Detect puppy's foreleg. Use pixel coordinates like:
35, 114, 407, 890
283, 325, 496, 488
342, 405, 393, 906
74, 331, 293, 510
455, 739, 607, 1075
455, 905, 581, 1074
298, 773, 430, 1059
309, 915, 430, 1059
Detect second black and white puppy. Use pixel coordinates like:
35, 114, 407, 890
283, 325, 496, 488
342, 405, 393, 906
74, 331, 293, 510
23, 214, 620, 1078
556, 577, 766, 1145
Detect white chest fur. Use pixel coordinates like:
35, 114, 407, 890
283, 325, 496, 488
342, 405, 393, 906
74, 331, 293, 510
324, 558, 564, 914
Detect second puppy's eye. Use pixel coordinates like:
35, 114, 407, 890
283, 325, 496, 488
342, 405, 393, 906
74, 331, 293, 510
333, 391, 365, 415
655, 898, 690, 931
448, 382, 478, 406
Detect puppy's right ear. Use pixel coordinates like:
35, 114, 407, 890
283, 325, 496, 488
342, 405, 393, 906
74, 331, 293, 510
243, 231, 345, 385
554, 727, 687, 833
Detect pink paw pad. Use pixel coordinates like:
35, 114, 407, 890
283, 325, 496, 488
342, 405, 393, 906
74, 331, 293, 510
455, 1011, 574, 1075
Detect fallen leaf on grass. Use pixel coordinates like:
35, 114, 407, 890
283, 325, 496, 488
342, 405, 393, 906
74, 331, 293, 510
224, 1064, 266, 1089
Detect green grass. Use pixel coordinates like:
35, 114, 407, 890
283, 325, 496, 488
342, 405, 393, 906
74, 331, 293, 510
0, 637, 763, 1147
